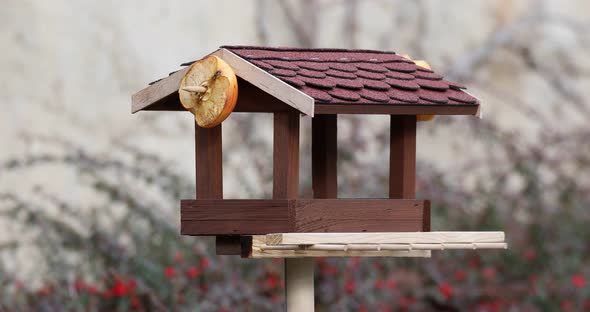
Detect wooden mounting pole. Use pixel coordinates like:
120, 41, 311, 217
273, 110, 314, 311
285, 258, 314, 310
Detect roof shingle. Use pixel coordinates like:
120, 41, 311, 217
221, 46, 478, 107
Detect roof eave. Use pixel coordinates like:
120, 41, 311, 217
314, 103, 481, 116
131, 48, 315, 116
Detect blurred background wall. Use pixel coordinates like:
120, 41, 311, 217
2, 0, 589, 197
1, 0, 589, 310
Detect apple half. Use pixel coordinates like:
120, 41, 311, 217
179, 55, 238, 128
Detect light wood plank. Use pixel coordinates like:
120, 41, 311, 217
260, 242, 507, 251
131, 67, 190, 113
250, 236, 431, 258
266, 231, 505, 245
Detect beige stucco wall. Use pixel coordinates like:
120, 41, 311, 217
1, 0, 589, 209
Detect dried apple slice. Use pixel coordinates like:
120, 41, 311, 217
179, 55, 238, 128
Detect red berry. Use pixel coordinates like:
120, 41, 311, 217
438, 282, 453, 300
164, 267, 177, 278
186, 266, 201, 279
571, 274, 586, 289
344, 279, 356, 294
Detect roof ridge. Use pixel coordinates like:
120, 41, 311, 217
220, 45, 398, 55
237, 57, 412, 64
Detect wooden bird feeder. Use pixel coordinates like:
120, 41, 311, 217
132, 46, 504, 311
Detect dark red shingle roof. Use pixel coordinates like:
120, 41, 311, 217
220, 46, 478, 106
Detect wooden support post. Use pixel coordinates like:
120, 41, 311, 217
195, 123, 223, 199
389, 115, 430, 231
389, 115, 416, 199
273, 110, 313, 311
273, 111, 300, 199
191, 123, 234, 253
312, 115, 337, 198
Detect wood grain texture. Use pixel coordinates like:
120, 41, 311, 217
183, 220, 289, 235
186, 123, 231, 252
250, 236, 431, 258
423, 200, 431, 232
312, 115, 337, 199
293, 199, 425, 232
273, 111, 300, 199
180, 199, 427, 235
315, 104, 480, 115
195, 124, 223, 199
389, 115, 416, 199
182, 200, 290, 221
266, 231, 506, 245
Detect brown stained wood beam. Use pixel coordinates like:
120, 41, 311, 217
389, 115, 416, 199
315, 104, 479, 116
293, 199, 425, 233
180, 199, 428, 235
389, 116, 432, 231
194, 123, 223, 199
143, 100, 480, 116
184, 123, 234, 253
312, 115, 337, 199
273, 110, 300, 199
183, 199, 291, 220
140, 77, 479, 117
423, 200, 431, 232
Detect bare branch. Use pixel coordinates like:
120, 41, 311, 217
255, 0, 270, 45
342, 0, 358, 49
278, 0, 317, 47
445, 11, 542, 81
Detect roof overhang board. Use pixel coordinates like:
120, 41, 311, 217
131, 48, 315, 116
131, 66, 190, 113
